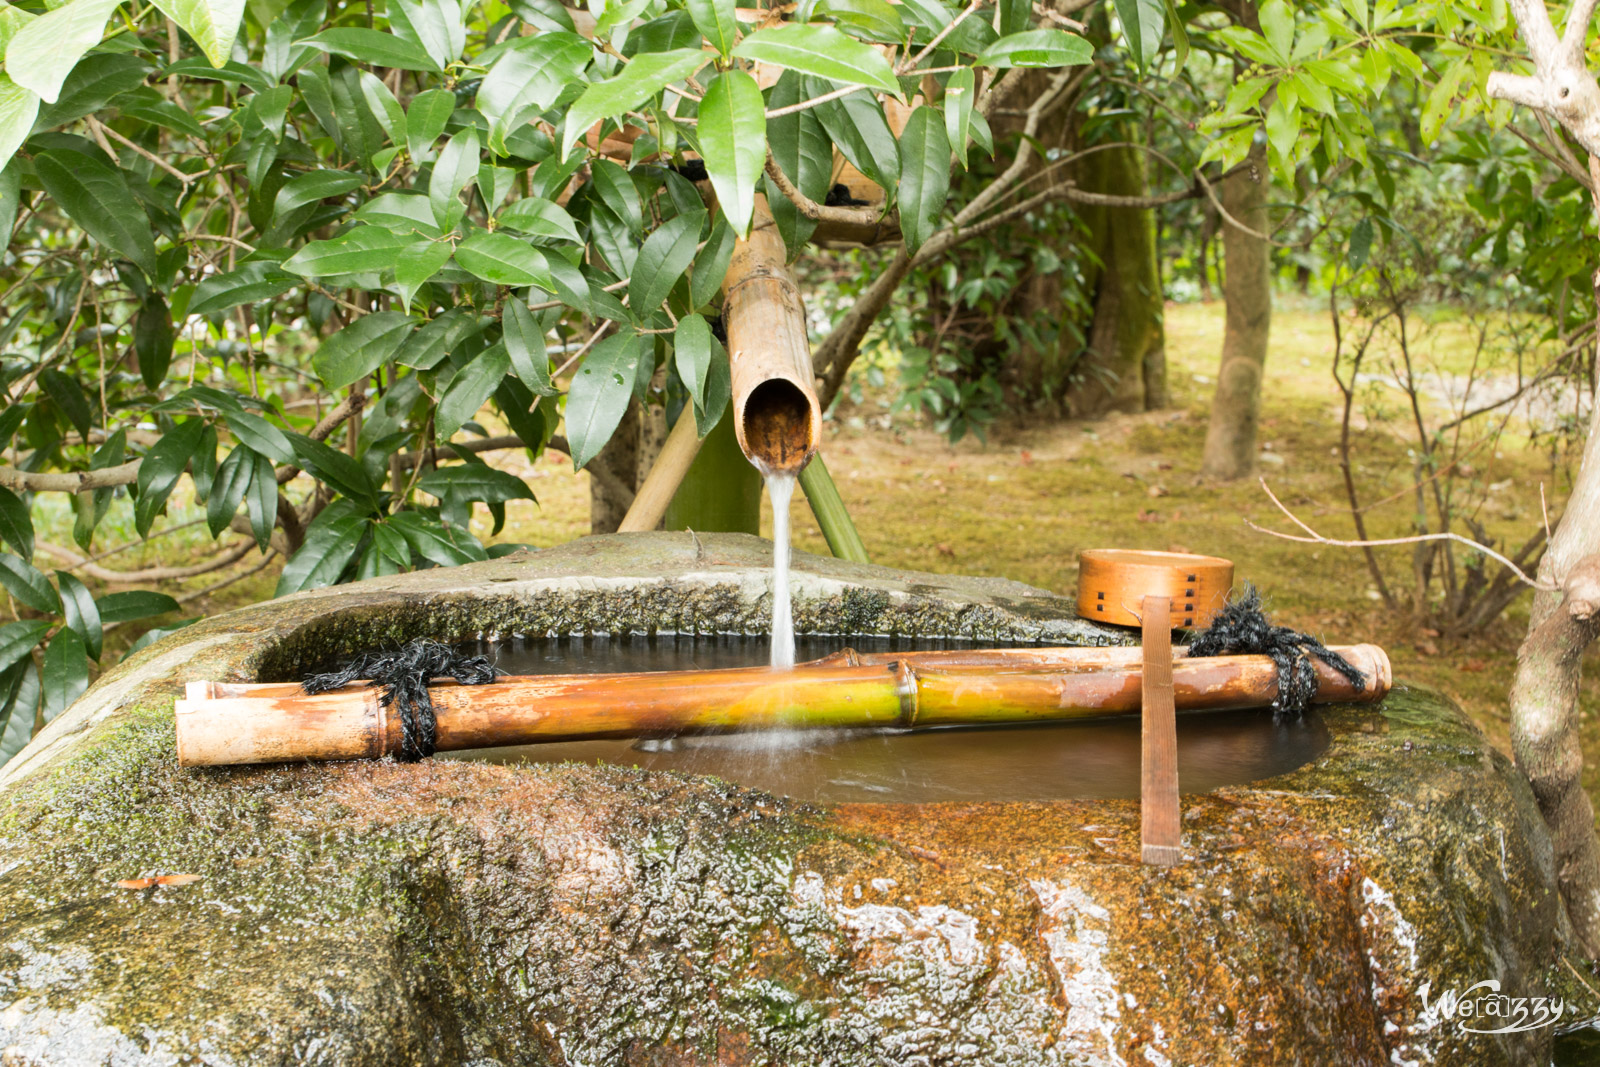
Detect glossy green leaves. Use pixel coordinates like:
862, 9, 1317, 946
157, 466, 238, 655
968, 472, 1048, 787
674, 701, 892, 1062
897, 105, 950, 254
697, 70, 766, 237
734, 25, 899, 94
560, 48, 710, 161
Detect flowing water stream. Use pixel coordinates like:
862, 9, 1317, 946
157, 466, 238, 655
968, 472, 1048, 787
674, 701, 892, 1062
448, 635, 1330, 803
764, 470, 797, 670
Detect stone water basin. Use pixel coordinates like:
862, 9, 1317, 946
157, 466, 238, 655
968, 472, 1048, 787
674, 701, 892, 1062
0, 532, 1590, 1066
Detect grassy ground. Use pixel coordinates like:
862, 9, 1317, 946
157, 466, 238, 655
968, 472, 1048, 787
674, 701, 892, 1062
35, 299, 1599, 799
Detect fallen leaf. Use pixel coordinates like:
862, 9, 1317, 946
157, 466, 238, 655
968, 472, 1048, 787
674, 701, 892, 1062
1461, 659, 1488, 673
114, 874, 201, 890
1147, 484, 1169, 498
1166, 543, 1193, 554
156, 874, 202, 886
936, 543, 955, 558
1018, 451, 1033, 466
1137, 509, 1163, 522
115, 878, 155, 890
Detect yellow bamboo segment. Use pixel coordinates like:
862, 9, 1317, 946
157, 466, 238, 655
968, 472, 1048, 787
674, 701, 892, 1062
174, 644, 1391, 767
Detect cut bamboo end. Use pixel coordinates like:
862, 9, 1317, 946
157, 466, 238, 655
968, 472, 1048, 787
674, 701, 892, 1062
724, 206, 821, 474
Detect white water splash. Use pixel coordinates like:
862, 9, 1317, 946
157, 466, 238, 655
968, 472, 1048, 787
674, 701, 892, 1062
765, 470, 796, 670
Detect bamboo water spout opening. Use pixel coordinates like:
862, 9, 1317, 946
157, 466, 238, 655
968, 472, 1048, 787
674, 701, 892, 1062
724, 205, 822, 474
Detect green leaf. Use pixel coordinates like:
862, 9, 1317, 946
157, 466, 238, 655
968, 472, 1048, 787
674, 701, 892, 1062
589, 158, 642, 236
686, 0, 737, 55
406, 88, 455, 162
275, 501, 368, 595
807, 76, 899, 192
418, 465, 535, 503
503, 300, 557, 396
944, 66, 974, 169
189, 262, 297, 315
897, 105, 950, 254
207, 445, 251, 536
355, 192, 443, 238
313, 311, 415, 390
34, 149, 157, 276
282, 227, 408, 278
389, 0, 466, 70
223, 410, 293, 465
274, 170, 364, 222
300, 27, 439, 71
387, 510, 485, 566
134, 294, 175, 389
0, 487, 33, 561
4, 0, 121, 104
630, 209, 704, 314
288, 437, 382, 512
1111, 0, 1162, 71
247, 451, 276, 550
370, 521, 411, 570
565, 331, 642, 469
815, 0, 904, 43
674, 312, 712, 419
0, 620, 49, 675
454, 231, 553, 289
765, 71, 831, 254
1347, 217, 1373, 270
55, 570, 101, 660
1258, 0, 1293, 64
436, 342, 511, 440
695, 333, 731, 435
34, 52, 148, 131
134, 418, 204, 537
0, 77, 35, 175
560, 47, 710, 161
396, 308, 483, 370
478, 31, 591, 154
39, 369, 92, 442
690, 214, 735, 309
430, 126, 480, 227
41, 628, 87, 722
976, 29, 1093, 68
496, 197, 582, 243
0, 659, 38, 764
698, 70, 766, 238
0, 555, 59, 614
151, 0, 245, 68
734, 25, 899, 94
94, 590, 180, 625
394, 238, 453, 311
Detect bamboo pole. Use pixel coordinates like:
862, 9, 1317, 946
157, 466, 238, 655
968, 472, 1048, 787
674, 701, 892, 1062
797, 454, 870, 563
725, 203, 822, 474
174, 644, 1390, 767
616, 411, 704, 533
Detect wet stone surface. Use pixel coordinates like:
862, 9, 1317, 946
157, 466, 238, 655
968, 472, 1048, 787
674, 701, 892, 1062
0, 533, 1590, 1066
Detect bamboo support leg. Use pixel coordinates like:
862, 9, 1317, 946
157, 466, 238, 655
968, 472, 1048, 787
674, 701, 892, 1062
617, 411, 705, 533
1141, 595, 1182, 866
797, 454, 869, 563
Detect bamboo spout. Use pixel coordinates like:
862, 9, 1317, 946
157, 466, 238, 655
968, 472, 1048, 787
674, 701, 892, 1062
723, 205, 822, 474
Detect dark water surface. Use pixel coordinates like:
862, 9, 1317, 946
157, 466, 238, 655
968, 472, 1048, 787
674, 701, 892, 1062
445, 634, 1331, 804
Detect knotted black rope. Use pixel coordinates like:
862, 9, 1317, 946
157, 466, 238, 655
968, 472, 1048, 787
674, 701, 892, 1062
1185, 584, 1365, 719
301, 640, 500, 761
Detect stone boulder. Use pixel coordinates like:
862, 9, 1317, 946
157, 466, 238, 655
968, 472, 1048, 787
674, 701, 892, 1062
0, 533, 1588, 1066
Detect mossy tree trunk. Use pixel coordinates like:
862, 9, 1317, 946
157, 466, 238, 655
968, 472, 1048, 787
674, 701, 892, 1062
1199, 141, 1272, 479
983, 123, 1167, 417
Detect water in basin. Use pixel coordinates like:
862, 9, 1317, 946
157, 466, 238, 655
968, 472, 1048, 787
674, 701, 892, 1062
445, 634, 1331, 803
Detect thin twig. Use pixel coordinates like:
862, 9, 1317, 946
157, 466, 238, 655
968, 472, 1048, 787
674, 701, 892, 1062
1247, 479, 1556, 591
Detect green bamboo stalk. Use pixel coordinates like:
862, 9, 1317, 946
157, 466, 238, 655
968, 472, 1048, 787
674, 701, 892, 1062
663, 408, 762, 535
798, 454, 869, 563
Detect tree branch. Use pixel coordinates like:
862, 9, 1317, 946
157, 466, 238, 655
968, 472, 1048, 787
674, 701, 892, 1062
763, 149, 888, 228
37, 537, 258, 583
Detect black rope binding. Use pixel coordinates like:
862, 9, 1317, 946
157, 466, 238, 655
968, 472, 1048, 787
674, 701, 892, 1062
1185, 584, 1366, 719
301, 640, 500, 761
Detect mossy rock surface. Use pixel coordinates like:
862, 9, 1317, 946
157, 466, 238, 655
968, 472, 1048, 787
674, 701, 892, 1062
0, 533, 1586, 1065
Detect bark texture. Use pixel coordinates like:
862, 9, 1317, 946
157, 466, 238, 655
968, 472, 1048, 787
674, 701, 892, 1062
1200, 143, 1272, 480
588, 397, 665, 534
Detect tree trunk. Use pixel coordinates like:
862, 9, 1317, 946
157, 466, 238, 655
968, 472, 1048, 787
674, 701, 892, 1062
1200, 142, 1271, 480
1509, 269, 1600, 953
588, 398, 666, 534
1065, 138, 1168, 417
